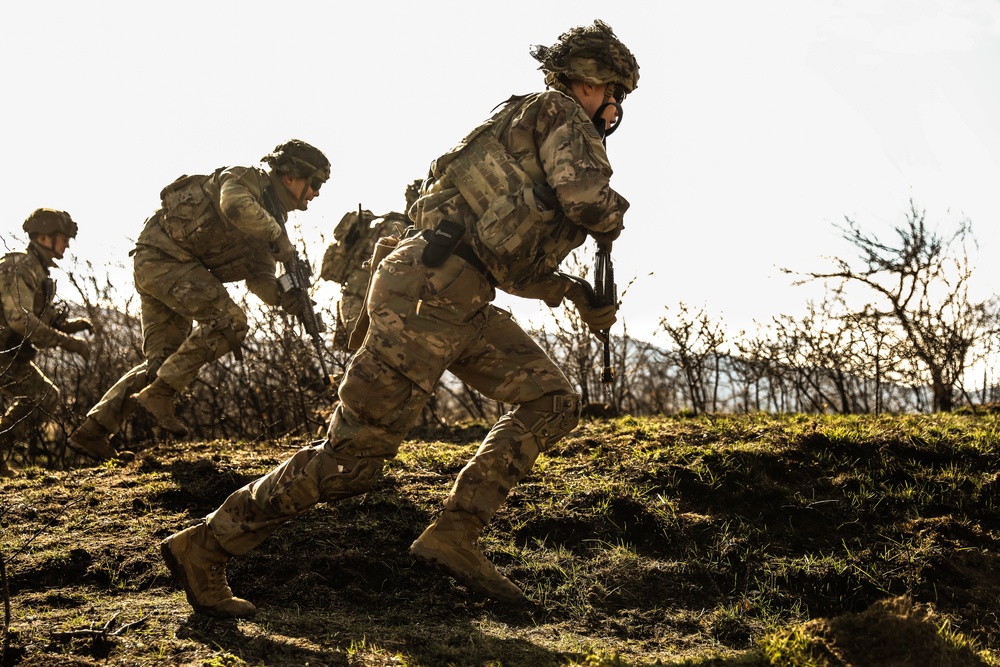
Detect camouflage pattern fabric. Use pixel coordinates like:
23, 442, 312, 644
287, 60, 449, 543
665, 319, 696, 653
207, 235, 580, 555
0, 357, 61, 429
83, 166, 288, 435
0, 245, 70, 436
202, 84, 623, 562
322, 181, 421, 348
320, 209, 395, 349
530, 19, 640, 95
0, 245, 69, 350
410, 91, 628, 299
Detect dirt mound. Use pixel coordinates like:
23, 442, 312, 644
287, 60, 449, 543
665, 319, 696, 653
773, 596, 989, 667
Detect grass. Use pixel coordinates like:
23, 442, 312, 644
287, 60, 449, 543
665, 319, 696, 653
1, 413, 998, 665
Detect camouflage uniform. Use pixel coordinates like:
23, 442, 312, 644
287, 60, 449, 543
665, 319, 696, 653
162, 21, 638, 614
321, 209, 395, 349
0, 209, 92, 475
72, 140, 330, 449
321, 181, 420, 349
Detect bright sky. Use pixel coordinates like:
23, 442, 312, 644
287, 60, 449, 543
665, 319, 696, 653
2, 0, 998, 344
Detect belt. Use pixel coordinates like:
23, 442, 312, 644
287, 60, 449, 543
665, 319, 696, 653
420, 229, 496, 285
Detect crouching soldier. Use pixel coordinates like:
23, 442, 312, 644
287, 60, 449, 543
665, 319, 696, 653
161, 20, 638, 616
0, 209, 95, 476
68, 140, 330, 459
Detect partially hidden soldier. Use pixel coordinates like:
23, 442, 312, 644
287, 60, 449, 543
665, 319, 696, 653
161, 20, 637, 617
68, 140, 330, 460
319, 179, 421, 349
0, 209, 95, 477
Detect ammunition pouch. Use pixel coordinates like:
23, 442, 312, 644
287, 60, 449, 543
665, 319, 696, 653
158, 171, 222, 245
420, 220, 465, 268
438, 125, 580, 287
444, 135, 558, 271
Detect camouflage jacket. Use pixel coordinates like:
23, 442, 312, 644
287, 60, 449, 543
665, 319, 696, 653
321, 210, 407, 299
0, 243, 67, 351
410, 90, 628, 298
135, 166, 286, 304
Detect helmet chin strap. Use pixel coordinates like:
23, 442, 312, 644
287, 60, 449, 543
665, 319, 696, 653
592, 102, 624, 145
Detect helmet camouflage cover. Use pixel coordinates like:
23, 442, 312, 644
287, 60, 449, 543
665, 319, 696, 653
530, 19, 639, 97
404, 178, 423, 212
261, 139, 332, 186
22, 208, 78, 238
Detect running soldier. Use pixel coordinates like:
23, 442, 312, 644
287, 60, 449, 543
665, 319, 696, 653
162, 20, 638, 616
320, 180, 421, 349
0, 209, 94, 476
68, 140, 330, 459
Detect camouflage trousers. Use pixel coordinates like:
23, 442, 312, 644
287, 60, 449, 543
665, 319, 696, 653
333, 288, 365, 351
86, 246, 250, 434
0, 355, 61, 441
207, 235, 581, 556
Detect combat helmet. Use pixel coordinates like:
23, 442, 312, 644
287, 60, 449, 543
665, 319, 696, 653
262, 139, 331, 189
530, 20, 639, 100
22, 208, 78, 238
404, 178, 423, 212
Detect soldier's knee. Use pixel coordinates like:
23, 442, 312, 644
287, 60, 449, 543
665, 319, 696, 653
230, 315, 249, 341
246, 444, 384, 515
227, 303, 250, 336
215, 304, 250, 348
249, 445, 323, 516
515, 391, 582, 450
317, 454, 383, 500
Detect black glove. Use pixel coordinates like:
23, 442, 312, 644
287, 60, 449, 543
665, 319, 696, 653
591, 227, 622, 249
281, 290, 309, 319
565, 279, 616, 338
272, 234, 295, 263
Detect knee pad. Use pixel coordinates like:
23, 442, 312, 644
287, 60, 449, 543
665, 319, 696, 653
514, 391, 581, 450
247, 444, 384, 514
249, 444, 324, 516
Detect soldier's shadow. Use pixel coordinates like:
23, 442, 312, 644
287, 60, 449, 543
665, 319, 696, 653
172, 473, 563, 666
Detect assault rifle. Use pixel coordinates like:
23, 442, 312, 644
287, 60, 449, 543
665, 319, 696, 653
263, 187, 332, 387
594, 245, 616, 384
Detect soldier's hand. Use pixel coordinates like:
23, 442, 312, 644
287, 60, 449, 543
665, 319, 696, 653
61, 317, 94, 334
590, 227, 621, 250
280, 290, 308, 319
576, 303, 616, 339
565, 279, 616, 338
60, 335, 91, 362
271, 234, 295, 263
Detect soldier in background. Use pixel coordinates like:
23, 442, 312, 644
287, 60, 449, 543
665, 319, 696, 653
320, 179, 420, 349
0, 209, 94, 476
68, 140, 330, 460
161, 20, 637, 617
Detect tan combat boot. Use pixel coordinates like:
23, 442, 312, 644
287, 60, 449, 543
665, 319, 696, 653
161, 523, 256, 618
133, 379, 189, 437
68, 418, 134, 462
409, 510, 527, 604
